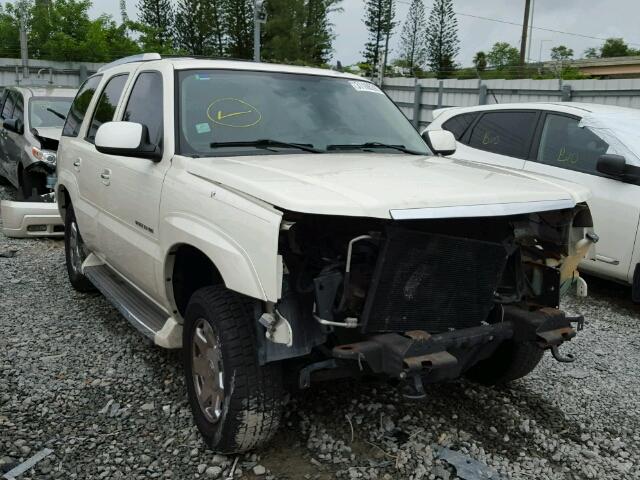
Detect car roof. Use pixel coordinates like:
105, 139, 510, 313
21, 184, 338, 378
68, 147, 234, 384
433, 102, 637, 118
4, 85, 77, 98
97, 57, 366, 82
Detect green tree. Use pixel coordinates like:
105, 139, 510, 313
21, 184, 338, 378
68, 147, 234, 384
399, 0, 426, 75
550, 45, 573, 62
301, 0, 341, 64
487, 42, 519, 69
600, 37, 629, 57
362, 0, 395, 77
0, 3, 23, 58
425, 0, 459, 77
583, 47, 598, 59
225, 0, 254, 59
175, 0, 225, 56
135, 0, 175, 53
28, 0, 138, 62
263, 0, 341, 65
473, 51, 486, 71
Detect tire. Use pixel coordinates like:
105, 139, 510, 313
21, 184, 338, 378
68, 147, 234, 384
64, 205, 95, 292
183, 285, 283, 453
465, 341, 544, 386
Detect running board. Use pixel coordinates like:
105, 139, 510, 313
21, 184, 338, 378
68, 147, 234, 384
83, 261, 181, 348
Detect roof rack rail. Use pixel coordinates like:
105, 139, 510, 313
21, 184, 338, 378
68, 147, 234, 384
98, 53, 161, 72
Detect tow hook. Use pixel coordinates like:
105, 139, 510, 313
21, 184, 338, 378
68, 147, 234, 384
568, 314, 585, 331
401, 373, 427, 400
550, 345, 576, 363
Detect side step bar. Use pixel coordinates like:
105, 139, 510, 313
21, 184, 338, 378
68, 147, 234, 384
83, 260, 181, 348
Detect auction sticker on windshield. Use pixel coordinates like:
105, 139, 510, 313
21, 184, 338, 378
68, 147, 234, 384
349, 81, 384, 94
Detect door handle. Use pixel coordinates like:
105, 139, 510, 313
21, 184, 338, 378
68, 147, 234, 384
73, 158, 81, 171
596, 254, 620, 266
100, 169, 111, 186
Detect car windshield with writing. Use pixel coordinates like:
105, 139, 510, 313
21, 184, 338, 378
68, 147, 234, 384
177, 70, 430, 156
29, 97, 73, 128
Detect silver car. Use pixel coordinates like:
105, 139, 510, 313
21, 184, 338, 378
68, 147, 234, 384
0, 86, 76, 199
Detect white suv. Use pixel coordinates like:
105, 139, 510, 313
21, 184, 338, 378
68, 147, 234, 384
57, 54, 595, 453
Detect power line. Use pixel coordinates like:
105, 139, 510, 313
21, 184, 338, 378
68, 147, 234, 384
394, 0, 640, 47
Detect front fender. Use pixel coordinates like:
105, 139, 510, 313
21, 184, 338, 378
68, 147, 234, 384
162, 212, 281, 302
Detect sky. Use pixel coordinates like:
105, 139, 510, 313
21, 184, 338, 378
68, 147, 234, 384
93, 0, 640, 66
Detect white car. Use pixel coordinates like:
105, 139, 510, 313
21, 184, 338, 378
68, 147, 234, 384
427, 102, 640, 300
56, 55, 595, 453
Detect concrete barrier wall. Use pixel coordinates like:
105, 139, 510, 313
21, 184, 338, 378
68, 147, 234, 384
383, 76, 640, 126
0, 58, 104, 88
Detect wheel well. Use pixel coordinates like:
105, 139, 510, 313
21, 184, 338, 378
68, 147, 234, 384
169, 245, 224, 316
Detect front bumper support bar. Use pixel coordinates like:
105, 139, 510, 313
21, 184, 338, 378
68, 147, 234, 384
332, 306, 579, 378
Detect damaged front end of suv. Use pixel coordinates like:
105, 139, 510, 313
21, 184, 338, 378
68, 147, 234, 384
259, 204, 596, 396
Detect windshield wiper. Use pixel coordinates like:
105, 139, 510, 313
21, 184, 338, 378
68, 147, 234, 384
210, 139, 323, 153
46, 108, 66, 120
326, 142, 422, 155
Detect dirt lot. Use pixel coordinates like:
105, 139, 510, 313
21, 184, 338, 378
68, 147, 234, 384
1, 184, 639, 480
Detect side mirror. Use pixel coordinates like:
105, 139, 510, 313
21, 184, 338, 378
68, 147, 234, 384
596, 154, 626, 177
422, 129, 456, 156
95, 121, 161, 161
3, 118, 23, 135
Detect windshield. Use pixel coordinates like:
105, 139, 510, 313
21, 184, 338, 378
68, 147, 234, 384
29, 97, 73, 128
177, 70, 430, 156
580, 112, 640, 165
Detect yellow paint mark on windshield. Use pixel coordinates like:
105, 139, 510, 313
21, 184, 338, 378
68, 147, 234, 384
207, 98, 261, 128
217, 110, 252, 121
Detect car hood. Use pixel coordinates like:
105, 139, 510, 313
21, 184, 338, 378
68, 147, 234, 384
181, 153, 590, 219
32, 127, 62, 142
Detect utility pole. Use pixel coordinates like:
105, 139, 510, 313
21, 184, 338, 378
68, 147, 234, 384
526, 0, 535, 62
519, 0, 531, 65
19, 11, 29, 79
253, 0, 267, 62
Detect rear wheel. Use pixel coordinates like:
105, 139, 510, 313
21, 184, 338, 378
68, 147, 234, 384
465, 341, 544, 385
184, 285, 284, 453
64, 205, 95, 292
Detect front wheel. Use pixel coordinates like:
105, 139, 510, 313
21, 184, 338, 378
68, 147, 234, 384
64, 205, 95, 292
465, 341, 544, 386
183, 285, 284, 453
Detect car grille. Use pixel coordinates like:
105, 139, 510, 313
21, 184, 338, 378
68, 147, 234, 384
361, 226, 509, 333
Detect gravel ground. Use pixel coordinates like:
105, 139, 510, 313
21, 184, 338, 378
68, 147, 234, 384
1, 183, 639, 480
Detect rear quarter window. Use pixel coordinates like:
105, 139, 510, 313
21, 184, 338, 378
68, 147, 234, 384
468, 111, 538, 159
442, 112, 478, 140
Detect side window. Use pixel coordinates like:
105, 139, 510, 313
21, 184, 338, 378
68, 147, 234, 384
62, 75, 103, 138
86, 74, 129, 144
1, 91, 16, 120
536, 114, 609, 175
122, 72, 163, 149
13, 93, 24, 124
468, 111, 538, 158
442, 113, 478, 140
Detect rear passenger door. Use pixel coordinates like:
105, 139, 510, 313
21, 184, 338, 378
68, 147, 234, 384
60, 75, 104, 250
455, 110, 539, 170
97, 70, 170, 302
524, 112, 640, 281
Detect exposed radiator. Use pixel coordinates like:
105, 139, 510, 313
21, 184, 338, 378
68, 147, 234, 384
361, 226, 509, 333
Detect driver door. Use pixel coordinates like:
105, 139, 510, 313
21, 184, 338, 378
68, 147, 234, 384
523, 112, 640, 280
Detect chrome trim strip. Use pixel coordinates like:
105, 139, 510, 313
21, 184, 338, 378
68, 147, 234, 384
390, 199, 576, 220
